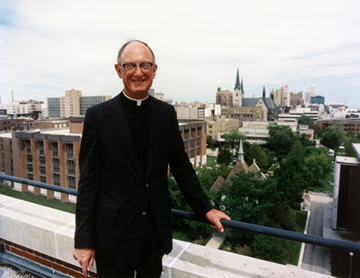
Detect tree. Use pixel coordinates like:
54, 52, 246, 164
287, 140, 306, 163
252, 231, 289, 264
304, 151, 334, 187
262, 148, 275, 168
310, 124, 323, 139
168, 176, 211, 238
296, 132, 315, 149
222, 130, 246, 154
321, 130, 342, 150
275, 156, 312, 207
197, 164, 231, 190
344, 132, 360, 157
206, 135, 219, 149
217, 147, 232, 165
267, 126, 296, 156
321, 122, 346, 150
246, 143, 269, 169
298, 115, 314, 126
222, 171, 279, 233
243, 140, 251, 164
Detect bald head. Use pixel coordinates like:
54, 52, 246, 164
117, 40, 156, 64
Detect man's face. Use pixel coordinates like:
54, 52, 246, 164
114, 42, 157, 99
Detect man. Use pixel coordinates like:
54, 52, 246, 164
73, 40, 230, 277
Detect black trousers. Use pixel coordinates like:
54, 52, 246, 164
96, 253, 163, 278
96, 228, 164, 278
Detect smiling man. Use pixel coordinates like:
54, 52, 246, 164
73, 40, 230, 278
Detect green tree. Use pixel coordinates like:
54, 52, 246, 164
252, 231, 289, 264
304, 151, 333, 187
344, 132, 360, 157
222, 130, 246, 154
246, 143, 269, 169
321, 130, 342, 150
243, 140, 251, 164
275, 156, 311, 207
298, 115, 314, 126
168, 176, 211, 238
206, 136, 219, 149
310, 124, 323, 139
222, 171, 279, 234
287, 140, 306, 163
197, 164, 231, 190
321, 122, 346, 150
267, 125, 296, 156
262, 148, 275, 169
217, 147, 233, 165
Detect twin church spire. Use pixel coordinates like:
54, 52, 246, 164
234, 68, 244, 96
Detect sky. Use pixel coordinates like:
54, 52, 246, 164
1, 0, 360, 107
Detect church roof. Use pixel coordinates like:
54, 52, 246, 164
248, 159, 267, 180
225, 159, 248, 183
210, 176, 226, 192
263, 97, 277, 109
242, 98, 260, 107
248, 159, 261, 173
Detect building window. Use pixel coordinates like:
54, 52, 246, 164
25, 140, 33, 179
66, 144, 74, 159
53, 173, 60, 186
68, 176, 76, 190
52, 143, 58, 157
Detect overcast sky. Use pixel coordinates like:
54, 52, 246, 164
1, 0, 359, 107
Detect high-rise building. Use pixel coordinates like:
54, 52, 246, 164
47, 89, 111, 118
311, 95, 325, 105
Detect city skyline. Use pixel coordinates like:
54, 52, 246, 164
1, 1, 359, 107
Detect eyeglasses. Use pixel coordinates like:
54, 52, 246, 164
119, 62, 154, 72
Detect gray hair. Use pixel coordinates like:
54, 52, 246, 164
117, 40, 156, 64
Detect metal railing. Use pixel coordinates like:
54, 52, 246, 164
1, 174, 360, 254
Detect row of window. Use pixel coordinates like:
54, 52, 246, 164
24, 140, 75, 189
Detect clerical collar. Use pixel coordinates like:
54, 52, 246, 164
122, 91, 149, 106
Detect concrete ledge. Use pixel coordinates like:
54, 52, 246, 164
0, 195, 333, 277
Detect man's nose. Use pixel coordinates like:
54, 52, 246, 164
133, 65, 143, 75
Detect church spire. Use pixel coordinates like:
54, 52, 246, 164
262, 86, 266, 98
234, 68, 241, 90
238, 137, 244, 163
241, 78, 244, 96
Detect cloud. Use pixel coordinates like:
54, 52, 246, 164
1, 0, 360, 107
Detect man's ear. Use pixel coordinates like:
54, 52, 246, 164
114, 64, 122, 79
152, 64, 158, 79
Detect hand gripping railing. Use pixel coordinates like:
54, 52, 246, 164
1, 174, 360, 254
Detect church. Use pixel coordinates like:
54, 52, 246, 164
217, 70, 279, 122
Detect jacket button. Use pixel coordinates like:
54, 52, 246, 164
142, 211, 146, 215
146, 184, 149, 188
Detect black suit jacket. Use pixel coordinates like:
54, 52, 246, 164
74, 93, 212, 264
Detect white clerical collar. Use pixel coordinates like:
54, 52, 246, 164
122, 92, 149, 106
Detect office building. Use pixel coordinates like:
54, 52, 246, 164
47, 89, 111, 118
311, 96, 325, 105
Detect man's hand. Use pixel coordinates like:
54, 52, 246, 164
73, 248, 95, 277
205, 209, 231, 232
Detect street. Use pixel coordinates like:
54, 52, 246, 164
301, 192, 332, 276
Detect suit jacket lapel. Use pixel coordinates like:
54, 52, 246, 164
107, 94, 144, 179
146, 98, 163, 180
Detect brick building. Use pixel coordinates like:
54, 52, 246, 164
5, 117, 207, 202
316, 119, 360, 135
0, 118, 34, 132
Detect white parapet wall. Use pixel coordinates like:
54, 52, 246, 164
0, 195, 333, 278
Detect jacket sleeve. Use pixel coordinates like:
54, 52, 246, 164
74, 108, 102, 248
168, 107, 213, 216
